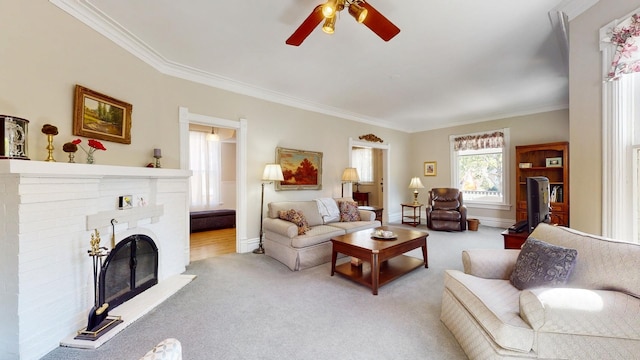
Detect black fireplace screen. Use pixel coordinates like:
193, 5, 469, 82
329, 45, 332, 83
99, 234, 158, 310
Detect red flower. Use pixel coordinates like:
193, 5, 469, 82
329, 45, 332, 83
88, 139, 106, 151
72, 139, 82, 145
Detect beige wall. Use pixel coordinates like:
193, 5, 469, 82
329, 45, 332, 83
0, 2, 412, 242
570, 0, 640, 234
6, 1, 632, 238
410, 110, 569, 224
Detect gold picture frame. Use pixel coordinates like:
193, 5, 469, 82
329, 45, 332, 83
275, 147, 323, 190
424, 161, 437, 176
73, 85, 132, 144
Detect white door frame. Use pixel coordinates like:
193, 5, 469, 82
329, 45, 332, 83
179, 107, 249, 254
348, 138, 391, 223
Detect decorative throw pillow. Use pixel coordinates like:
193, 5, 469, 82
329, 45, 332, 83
338, 201, 361, 222
278, 209, 310, 235
510, 237, 578, 290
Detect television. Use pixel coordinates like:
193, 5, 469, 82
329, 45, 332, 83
526, 176, 551, 232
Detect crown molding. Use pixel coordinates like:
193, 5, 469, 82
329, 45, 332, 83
48, 0, 412, 133
553, 0, 599, 20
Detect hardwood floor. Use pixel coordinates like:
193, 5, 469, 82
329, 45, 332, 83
190, 228, 236, 262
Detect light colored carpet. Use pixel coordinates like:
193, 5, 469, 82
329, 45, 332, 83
41, 224, 504, 360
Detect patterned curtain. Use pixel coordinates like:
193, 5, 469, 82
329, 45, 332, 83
607, 14, 640, 81
453, 131, 504, 151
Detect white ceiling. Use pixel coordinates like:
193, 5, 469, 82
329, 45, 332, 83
53, 0, 595, 133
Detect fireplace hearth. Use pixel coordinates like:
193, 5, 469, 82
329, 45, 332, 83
76, 233, 158, 340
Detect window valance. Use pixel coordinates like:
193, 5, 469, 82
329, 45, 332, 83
453, 131, 504, 151
607, 13, 640, 81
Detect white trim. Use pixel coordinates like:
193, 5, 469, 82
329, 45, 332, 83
348, 138, 391, 224
600, 9, 640, 239
178, 107, 249, 253
48, 0, 411, 133
48, 0, 578, 134
552, 0, 599, 21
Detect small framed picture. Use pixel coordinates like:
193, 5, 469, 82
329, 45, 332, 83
545, 157, 562, 167
118, 195, 133, 210
424, 161, 437, 176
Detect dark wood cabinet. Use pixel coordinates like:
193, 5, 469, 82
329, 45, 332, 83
502, 229, 529, 249
515, 142, 569, 227
353, 192, 370, 206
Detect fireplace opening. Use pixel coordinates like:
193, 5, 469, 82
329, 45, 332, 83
77, 233, 158, 339
100, 234, 158, 309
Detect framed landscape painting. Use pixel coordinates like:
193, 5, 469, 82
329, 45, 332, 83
73, 85, 132, 144
276, 147, 323, 190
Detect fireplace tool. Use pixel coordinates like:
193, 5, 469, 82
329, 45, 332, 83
75, 229, 122, 340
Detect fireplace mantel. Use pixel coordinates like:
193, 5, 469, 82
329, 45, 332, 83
0, 159, 191, 178
0, 160, 191, 359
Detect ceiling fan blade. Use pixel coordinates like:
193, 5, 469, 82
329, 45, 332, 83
286, 5, 325, 46
360, 2, 400, 41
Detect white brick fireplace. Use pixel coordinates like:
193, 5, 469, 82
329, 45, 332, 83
0, 160, 192, 360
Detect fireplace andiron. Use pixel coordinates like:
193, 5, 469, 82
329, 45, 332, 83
75, 229, 122, 340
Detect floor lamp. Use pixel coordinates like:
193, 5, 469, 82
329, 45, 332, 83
254, 164, 284, 254
341, 168, 360, 198
409, 177, 424, 205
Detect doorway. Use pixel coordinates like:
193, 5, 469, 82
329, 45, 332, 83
179, 107, 249, 261
349, 138, 390, 224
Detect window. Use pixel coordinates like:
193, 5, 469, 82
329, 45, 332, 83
600, 10, 640, 241
450, 129, 509, 210
189, 130, 221, 210
352, 146, 374, 183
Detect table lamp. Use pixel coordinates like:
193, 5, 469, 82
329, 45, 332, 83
408, 177, 424, 205
341, 168, 360, 197
255, 164, 284, 254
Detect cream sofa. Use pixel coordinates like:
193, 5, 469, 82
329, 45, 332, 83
139, 338, 182, 360
441, 223, 640, 359
263, 199, 381, 271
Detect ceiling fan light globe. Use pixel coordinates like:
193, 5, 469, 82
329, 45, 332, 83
321, 0, 337, 18
322, 16, 336, 34
348, 3, 368, 23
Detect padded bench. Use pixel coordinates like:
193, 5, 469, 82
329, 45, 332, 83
190, 209, 236, 233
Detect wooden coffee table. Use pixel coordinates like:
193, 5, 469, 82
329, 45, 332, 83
330, 226, 428, 295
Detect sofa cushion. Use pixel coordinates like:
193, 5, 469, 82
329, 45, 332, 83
430, 209, 461, 221
530, 223, 640, 298
268, 201, 323, 226
510, 237, 577, 290
444, 270, 534, 352
278, 209, 310, 235
327, 220, 380, 233
290, 225, 346, 248
520, 287, 640, 340
338, 201, 361, 222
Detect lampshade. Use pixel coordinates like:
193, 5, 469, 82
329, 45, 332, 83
262, 164, 284, 182
341, 168, 360, 182
408, 177, 424, 189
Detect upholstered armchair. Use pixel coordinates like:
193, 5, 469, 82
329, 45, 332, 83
426, 188, 467, 231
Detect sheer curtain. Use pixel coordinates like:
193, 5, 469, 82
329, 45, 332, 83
189, 131, 221, 210
352, 147, 374, 183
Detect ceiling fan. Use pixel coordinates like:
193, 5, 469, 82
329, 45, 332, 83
286, 0, 400, 46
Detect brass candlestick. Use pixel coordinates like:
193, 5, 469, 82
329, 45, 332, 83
45, 134, 55, 162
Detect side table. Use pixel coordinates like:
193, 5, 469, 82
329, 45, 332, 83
501, 229, 529, 249
358, 205, 383, 222
401, 203, 423, 227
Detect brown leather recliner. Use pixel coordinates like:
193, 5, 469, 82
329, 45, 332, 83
426, 188, 467, 231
